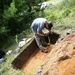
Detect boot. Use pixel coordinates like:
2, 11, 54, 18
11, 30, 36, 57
41, 49, 48, 53
39, 47, 48, 53
47, 43, 50, 46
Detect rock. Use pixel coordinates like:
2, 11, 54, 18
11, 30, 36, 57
0, 58, 4, 63
66, 29, 72, 35
14, 38, 32, 54
14, 47, 20, 54
6, 50, 12, 55
18, 38, 27, 48
36, 65, 43, 75
40, 2, 48, 10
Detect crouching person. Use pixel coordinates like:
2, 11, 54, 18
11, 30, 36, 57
31, 18, 53, 53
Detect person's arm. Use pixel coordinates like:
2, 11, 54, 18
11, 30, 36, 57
36, 32, 44, 36
37, 23, 44, 36
48, 27, 53, 32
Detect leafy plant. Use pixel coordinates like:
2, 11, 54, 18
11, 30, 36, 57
3, 0, 17, 20
62, 8, 71, 17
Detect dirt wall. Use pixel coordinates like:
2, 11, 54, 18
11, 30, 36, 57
41, 33, 75, 75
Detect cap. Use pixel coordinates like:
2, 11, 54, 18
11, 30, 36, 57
48, 21, 53, 29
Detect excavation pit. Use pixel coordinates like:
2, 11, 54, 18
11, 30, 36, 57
12, 32, 60, 75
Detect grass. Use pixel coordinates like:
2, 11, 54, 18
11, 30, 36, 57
0, 28, 33, 75
0, 40, 33, 75
0, 54, 23, 75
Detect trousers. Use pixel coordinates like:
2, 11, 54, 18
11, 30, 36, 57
31, 27, 47, 51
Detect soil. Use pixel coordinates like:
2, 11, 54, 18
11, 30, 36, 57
12, 40, 54, 75
12, 31, 59, 75
22, 44, 53, 75
41, 33, 75, 75
59, 57, 75, 75
12, 32, 75, 75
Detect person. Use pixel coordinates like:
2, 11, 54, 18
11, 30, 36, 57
31, 18, 53, 53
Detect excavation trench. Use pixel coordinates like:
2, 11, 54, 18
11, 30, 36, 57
12, 32, 60, 75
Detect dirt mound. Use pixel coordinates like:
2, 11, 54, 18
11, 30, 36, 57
41, 33, 75, 75
59, 57, 75, 75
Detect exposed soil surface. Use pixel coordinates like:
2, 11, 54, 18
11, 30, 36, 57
12, 32, 59, 75
12, 32, 75, 75
12, 39, 54, 75
41, 33, 75, 75
59, 57, 75, 75
22, 44, 53, 75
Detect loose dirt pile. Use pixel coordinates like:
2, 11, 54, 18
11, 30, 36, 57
41, 33, 75, 75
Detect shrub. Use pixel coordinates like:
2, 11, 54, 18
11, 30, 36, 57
46, 12, 62, 22
62, 8, 71, 17
46, 12, 56, 21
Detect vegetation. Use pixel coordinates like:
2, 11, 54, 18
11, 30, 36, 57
0, 0, 46, 48
44, 0, 75, 33
0, 0, 75, 75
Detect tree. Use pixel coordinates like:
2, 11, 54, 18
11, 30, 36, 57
2, 0, 46, 35
3, 0, 17, 20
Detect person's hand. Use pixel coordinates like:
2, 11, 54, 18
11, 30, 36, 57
44, 33, 49, 37
50, 31, 53, 35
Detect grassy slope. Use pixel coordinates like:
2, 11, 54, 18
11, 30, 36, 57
44, 0, 75, 37
0, 29, 33, 75
0, 0, 75, 75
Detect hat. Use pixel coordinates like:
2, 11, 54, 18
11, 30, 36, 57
48, 21, 53, 29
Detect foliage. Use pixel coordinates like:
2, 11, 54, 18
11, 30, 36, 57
45, 11, 62, 22
3, 0, 17, 20
46, 12, 56, 21
0, 0, 39, 46
69, 7, 75, 17
65, 0, 75, 7
0, 54, 23, 75
62, 8, 71, 17
0, 0, 46, 37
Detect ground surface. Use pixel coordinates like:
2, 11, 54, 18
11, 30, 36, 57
22, 44, 53, 75
59, 57, 75, 75
12, 31, 59, 75
12, 32, 75, 75
12, 42, 54, 75
41, 33, 75, 75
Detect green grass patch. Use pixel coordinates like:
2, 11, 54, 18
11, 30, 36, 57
0, 54, 23, 75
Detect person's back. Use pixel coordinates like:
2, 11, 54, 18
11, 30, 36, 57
31, 18, 48, 33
